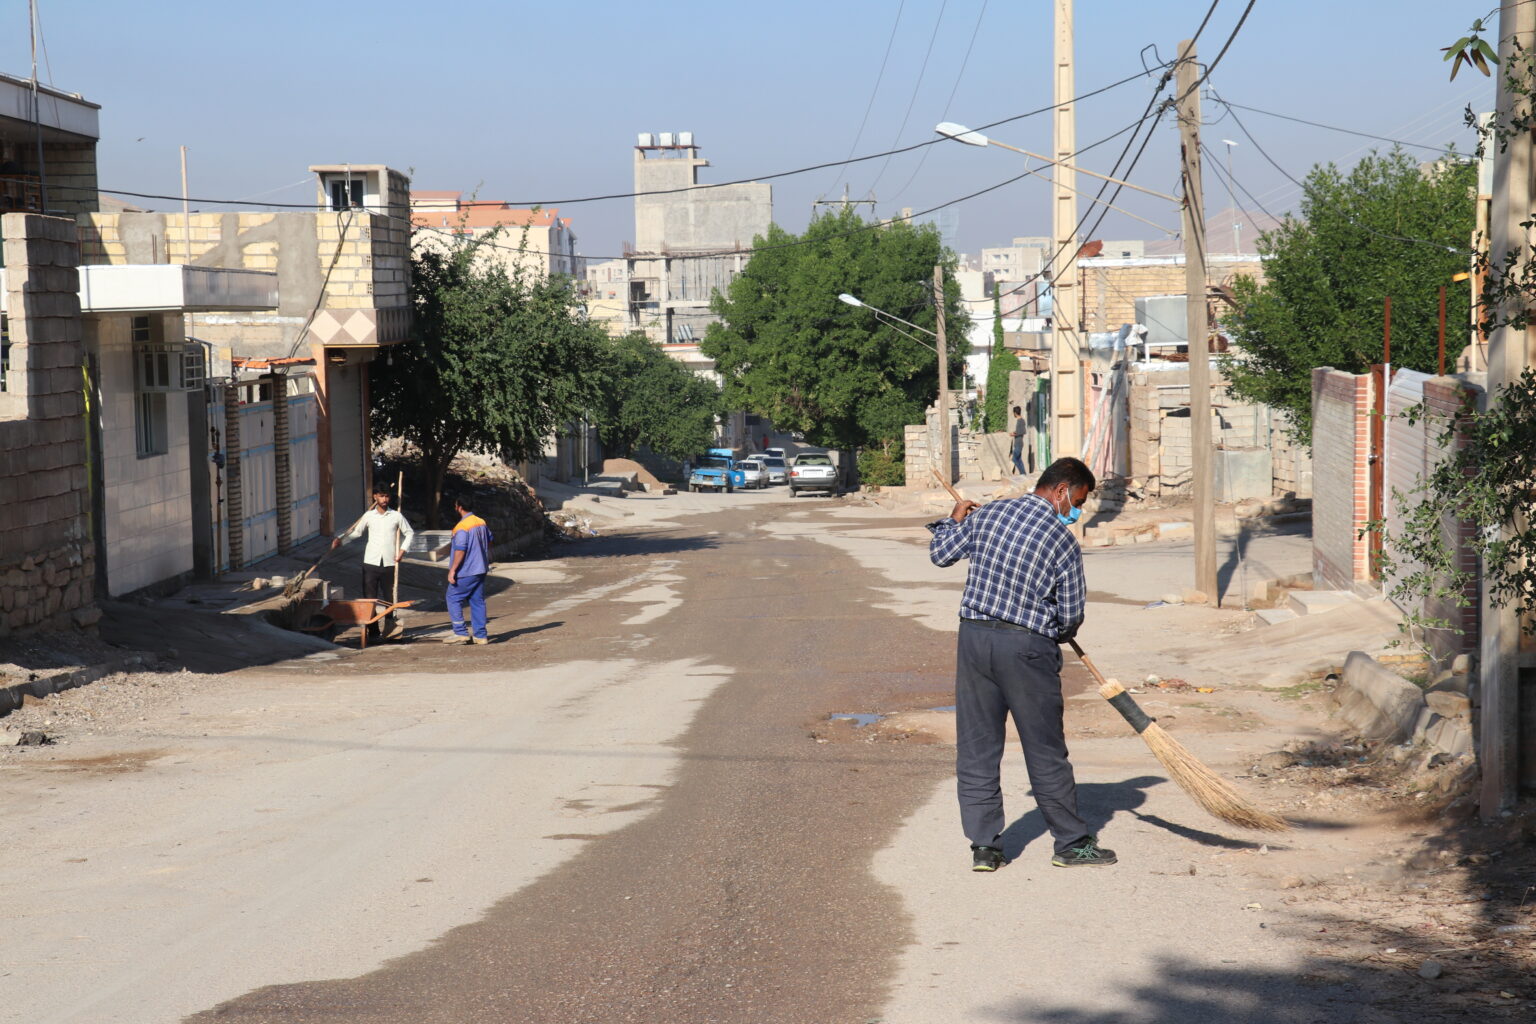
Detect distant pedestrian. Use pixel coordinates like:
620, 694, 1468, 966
444, 497, 493, 645
761, 433, 770, 451
1010, 404, 1028, 475
331, 483, 414, 639
927, 457, 1115, 872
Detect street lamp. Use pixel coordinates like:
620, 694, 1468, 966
1221, 139, 1241, 256
840, 287, 954, 484
937, 104, 1220, 606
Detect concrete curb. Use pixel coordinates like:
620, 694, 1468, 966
1, 654, 146, 715
1333, 650, 1425, 743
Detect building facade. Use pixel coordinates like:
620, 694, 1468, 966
410, 192, 580, 280
626, 132, 771, 348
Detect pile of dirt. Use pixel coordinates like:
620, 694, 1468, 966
601, 457, 663, 488
373, 443, 552, 551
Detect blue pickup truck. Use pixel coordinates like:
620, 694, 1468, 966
688, 448, 747, 493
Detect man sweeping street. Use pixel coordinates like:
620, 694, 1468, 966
927, 457, 1116, 872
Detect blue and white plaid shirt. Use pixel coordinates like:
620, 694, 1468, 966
927, 494, 1086, 639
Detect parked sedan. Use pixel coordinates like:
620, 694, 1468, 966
789, 453, 839, 496
754, 455, 789, 485
737, 458, 768, 489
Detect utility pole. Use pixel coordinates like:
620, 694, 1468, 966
935, 263, 952, 485
1480, 0, 1536, 816
1050, 0, 1081, 460
1178, 39, 1218, 605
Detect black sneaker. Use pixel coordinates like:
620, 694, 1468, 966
1051, 836, 1117, 867
971, 845, 1005, 872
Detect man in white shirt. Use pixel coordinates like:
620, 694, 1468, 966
331, 484, 415, 638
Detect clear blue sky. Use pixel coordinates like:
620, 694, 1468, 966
0, 0, 1497, 259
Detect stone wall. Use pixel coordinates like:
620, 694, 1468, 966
1126, 368, 1311, 499
0, 213, 98, 634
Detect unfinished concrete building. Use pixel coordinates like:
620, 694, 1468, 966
625, 132, 771, 353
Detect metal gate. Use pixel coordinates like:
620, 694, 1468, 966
239, 398, 279, 564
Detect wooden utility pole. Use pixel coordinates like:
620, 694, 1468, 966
935, 263, 952, 485
1178, 39, 1218, 604
1481, 1, 1536, 816
1050, 0, 1081, 459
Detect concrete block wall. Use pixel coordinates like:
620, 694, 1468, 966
1311, 368, 1373, 591
1125, 370, 1310, 498
0, 213, 98, 634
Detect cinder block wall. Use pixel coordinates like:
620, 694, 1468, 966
0, 213, 99, 634
1126, 369, 1311, 498
1311, 368, 1373, 590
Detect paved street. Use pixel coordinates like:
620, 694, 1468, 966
2, 494, 1412, 1023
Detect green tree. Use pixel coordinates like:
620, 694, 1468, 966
701, 207, 966, 455
1222, 149, 1475, 441
592, 332, 721, 460
983, 349, 1020, 439
372, 232, 607, 526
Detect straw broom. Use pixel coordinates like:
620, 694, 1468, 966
930, 469, 1289, 832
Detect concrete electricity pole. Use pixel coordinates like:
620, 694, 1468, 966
1050, 0, 1082, 459
1178, 39, 1219, 604
935, 263, 952, 485
1480, 1, 1536, 816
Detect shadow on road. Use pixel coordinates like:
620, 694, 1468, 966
998, 776, 1277, 858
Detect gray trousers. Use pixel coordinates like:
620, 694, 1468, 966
955, 619, 1090, 855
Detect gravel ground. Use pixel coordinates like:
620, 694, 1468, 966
0, 666, 221, 750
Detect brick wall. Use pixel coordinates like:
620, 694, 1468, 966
0, 213, 98, 634
1311, 367, 1373, 591
1078, 256, 1265, 333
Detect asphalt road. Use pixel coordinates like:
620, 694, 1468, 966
191, 501, 956, 1023
0, 495, 961, 1024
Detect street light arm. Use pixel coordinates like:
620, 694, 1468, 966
840, 292, 939, 338
934, 122, 1181, 204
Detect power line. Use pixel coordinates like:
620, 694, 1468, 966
1175, 0, 1256, 102
866, 0, 952, 197
414, 113, 1158, 265
885, 0, 991, 206
824, 0, 907, 195
62, 66, 1171, 213
1213, 99, 1467, 154
1208, 86, 1473, 256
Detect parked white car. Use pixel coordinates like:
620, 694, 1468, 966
752, 454, 789, 485
789, 453, 838, 496
737, 458, 768, 489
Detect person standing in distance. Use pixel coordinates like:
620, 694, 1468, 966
444, 497, 493, 645
927, 457, 1115, 872
1010, 404, 1028, 475
331, 484, 414, 639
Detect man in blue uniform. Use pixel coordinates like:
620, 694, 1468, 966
444, 497, 493, 645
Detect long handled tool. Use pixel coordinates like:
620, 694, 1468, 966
282, 509, 368, 599
392, 470, 404, 605
1070, 640, 1288, 832
929, 469, 1288, 832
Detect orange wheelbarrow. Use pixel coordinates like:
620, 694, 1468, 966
300, 600, 414, 649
